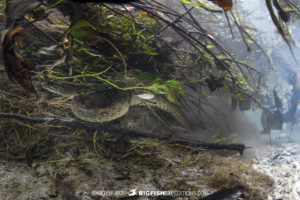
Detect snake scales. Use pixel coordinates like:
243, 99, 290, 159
41, 81, 189, 127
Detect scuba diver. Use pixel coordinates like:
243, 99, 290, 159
261, 70, 300, 134
283, 70, 300, 123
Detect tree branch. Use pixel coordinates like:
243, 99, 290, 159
0, 112, 247, 154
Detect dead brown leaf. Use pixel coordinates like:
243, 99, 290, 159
15, 35, 24, 48
2, 26, 36, 93
209, 0, 233, 11
139, 11, 148, 17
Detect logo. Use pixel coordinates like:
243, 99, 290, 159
128, 189, 137, 196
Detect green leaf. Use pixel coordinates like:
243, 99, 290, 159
143, 43, 154, 51
136, 29, 146, 40
154, 76, 164, 84
69, 20, 95, 39
245, 38, 254, 44
206, 45, 214, 49
215, 138, 227, 143
180, 0, 213, 10
166, 79, 183, 88
71, 20, 95, 30
143, 51, 159, 56
217, 55, 229, 59
235, 93, 244, 101
122, 33, 132, 41
180, 0, 191, 4
131, 23, 137, 34
70, 29, 88, 38
203, 53, 213, 60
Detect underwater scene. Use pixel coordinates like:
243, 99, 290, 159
0, 0, 300, 199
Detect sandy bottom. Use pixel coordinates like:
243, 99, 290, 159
250, 131, 300, 200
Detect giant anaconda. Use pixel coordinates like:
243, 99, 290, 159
41, 81, 189, 127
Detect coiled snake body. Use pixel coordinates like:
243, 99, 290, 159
42, 82, 189, 127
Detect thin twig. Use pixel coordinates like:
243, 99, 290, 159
230, 11, 250, 51
224, 10, 234, 39
149, 7, 194, 40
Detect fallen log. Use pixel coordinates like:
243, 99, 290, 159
0, 112, 248, 154
171, 137, 248, 155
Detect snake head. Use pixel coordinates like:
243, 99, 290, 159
130, 93, 155, 106
136, 93, 155, 100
